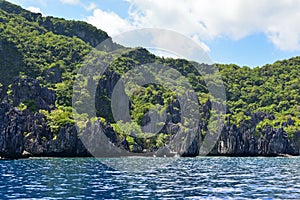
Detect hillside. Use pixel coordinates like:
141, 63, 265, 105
0, 0, 300, 158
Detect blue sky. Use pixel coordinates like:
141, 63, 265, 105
7, 0, 300, 67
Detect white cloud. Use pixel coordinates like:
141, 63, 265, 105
84, 2, 97, 11
27, 6, 42, 14
126, 0, 300, 51
60, 0, 97, 11
86, 0, 300, 51
9, 0, 47, 7
86, 8, 134, 36
60, 0, 81, 5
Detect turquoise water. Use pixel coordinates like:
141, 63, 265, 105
1, 157, 300, 199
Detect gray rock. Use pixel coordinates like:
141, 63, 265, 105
44, 66, 62, 83
0, 103, 24, 158
9, 77, 55, 111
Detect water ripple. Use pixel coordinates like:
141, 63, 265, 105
1, 157, 300, 199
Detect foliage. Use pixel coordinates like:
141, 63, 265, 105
111, 121, 143, 138
1, 0, 300, 149
156, 134, 170, 147
40, 108, 74, 134
16, 100, 36, 112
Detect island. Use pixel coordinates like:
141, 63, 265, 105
1, 0, 300, 159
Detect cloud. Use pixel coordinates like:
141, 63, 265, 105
84, 2, 97, 11
60, 0, 97, 11
85, 4, 211, 52
127, 0, 300, 51
27, 6, 42, 14
9, 0, 48, 7
86, 0, 300, 52
86, 8, 134, 36
60, 0, 81, 5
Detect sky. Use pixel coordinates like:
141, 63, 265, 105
7, 0, 300, 67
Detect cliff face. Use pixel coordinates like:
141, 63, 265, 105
0, 78, 114, 158
2, 103, 300, 158
1, 78, 299, 158
0, 77, 129, 158
0, 77, 86, 158
0, 103, 24, 158
0, 103, 87, 158
214, 117, 300, 156
164, 102, 300, 157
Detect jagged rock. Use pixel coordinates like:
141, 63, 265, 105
119, 138, 130, 151
217, 124, 238, 155
44, 66, 62, 83
293, 131, 300, 154
25, 119, 121, 157
207, 111, 299, 157
166, 100, 181, 124
0, 103, 24, 158
131, 143, 143, 153
0, 76, 124, 158
162, 123, 180, 135
48, 125, 86, 156
9, 77, 55, 111
267, 129, 288, 155
1, 77, 300, 158
168, 127, 201, 157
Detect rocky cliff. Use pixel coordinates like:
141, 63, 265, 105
163, 102, 300, 157
1, 77, 300, 158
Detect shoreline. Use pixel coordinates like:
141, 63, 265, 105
1, 153, 297, 160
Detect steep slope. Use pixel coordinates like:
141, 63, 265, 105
0, 0, 111, 47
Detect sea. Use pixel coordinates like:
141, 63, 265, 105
1, 157, 300, 199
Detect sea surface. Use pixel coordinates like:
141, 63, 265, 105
1, 157, 300, 199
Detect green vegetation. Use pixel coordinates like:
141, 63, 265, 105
40, 108, 74, 134
0, 0, 300, 150
16, 100, 36, 112
218, 59, 300, 135
156, 133, 170, 147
